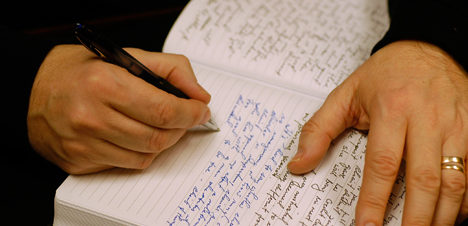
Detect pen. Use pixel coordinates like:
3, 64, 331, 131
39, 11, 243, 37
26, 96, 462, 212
74, 23, 219, 131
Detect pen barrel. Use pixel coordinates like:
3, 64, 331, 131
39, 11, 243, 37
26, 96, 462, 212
98, 36, 191, 99
134, 69, 190, 99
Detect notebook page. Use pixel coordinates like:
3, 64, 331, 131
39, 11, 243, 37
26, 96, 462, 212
163, 0, 389, 99
55, 64, 405, 225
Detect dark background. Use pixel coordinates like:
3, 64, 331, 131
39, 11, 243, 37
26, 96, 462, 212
4, 1, 190, 51
2, 1, 188, 225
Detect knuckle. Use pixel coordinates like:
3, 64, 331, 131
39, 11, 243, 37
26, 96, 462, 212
59, 162, 77, 174
376, 82, 429, 116
62, 163, 87, 175
301, 120, 320, 134
133, 153, 156, 170
59, 141, 91, 174
81, 64, 124, 100
441, 173, 466, 198
301, 119, 332, 141
82, 64, 113, 91
367, 151, 400, 180
176, 54, 191, 65
150, 100, 175, 126
61, 140, 90, 161
407, 166, 441, 192
358, 192, 388, 211
378, 89, 413, 114
68, 107, 103, 133
405, 216, 431, 226
146, 130, 168, 153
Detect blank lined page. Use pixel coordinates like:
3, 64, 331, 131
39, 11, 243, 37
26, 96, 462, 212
55, 64, 405, 225
163, 0, 389, 98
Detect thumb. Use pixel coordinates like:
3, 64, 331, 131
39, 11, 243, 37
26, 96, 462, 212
288, 80, 359, 174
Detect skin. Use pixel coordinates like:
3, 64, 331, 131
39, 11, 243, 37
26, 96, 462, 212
28, 44, 212, 174
288, 40, 468, 225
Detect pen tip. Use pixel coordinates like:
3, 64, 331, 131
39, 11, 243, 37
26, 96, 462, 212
203, 119, 220, 131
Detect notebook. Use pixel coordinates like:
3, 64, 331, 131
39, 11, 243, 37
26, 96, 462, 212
54, 0, 406, 225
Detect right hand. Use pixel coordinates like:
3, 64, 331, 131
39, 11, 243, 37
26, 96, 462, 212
27, 44, 212, 174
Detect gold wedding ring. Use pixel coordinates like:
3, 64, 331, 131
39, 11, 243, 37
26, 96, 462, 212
441, 156, 465, 173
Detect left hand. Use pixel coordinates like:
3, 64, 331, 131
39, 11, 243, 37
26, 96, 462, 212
288, 40, 468, 225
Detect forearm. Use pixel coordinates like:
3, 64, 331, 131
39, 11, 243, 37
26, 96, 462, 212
374, 0, 468, 71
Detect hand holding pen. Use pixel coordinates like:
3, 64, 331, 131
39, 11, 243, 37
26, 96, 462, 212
27, 24, 217, 174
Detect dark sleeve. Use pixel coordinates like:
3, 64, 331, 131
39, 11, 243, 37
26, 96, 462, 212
0, 26, 68, 225
372, 0, 468, 71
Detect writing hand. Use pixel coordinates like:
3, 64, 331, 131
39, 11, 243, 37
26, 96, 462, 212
288, 41, 468, 225
28, 45, 211, 174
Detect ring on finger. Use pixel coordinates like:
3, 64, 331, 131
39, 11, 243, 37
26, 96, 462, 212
441, 156, 465, 173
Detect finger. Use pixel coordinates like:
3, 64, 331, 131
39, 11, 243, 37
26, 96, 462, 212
93, 106, 187, 153
355, 112, 406, 225
402, 116, 442, 225
103, 64, 211, 129
69, 165, 112, 175
91, 139, 159, 169
61, 137, 160, 173
288, 82, 359, 174
434, 134, 466, 225
125, 49, 211, 104
459, 167, 468, 224
458, 128, 468, 223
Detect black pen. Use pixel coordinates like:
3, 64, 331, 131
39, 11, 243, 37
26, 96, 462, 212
74, 23, 219, 131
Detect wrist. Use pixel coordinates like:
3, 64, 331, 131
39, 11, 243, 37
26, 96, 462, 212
375, 40, 467, 79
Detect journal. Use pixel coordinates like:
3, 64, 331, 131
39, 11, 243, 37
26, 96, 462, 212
54, 0, 405, 225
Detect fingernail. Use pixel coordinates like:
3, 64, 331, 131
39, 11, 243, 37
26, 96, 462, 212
287, 152, 303, 173
198, 84, 211, 103
289, 150, 304, 163
198, 83, 209, 95
290, 154, 302, 162
201, 109, 211, 124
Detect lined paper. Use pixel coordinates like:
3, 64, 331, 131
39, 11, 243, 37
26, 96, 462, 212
56, 65, 405, 225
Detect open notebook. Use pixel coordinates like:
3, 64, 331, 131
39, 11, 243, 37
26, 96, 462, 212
54, 0, 406, 225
